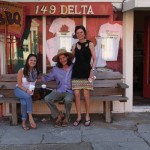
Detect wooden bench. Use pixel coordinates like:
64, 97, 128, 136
0, 70, 129, 125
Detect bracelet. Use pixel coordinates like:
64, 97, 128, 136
91, 68, 95, 71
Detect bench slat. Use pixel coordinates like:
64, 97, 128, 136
93, 80, 122, 88
94, 71, 123, 79
0, 98, 20, 103
1, 88, 123, 98
0, 96, 128, 102
117, 82, 129, 89
90, 88, 122, 96
0, 81, 57, 89
91, 96, 128, 101
0, 74, 17, 81
0, 80, 123, 89
0, 71, 123, 80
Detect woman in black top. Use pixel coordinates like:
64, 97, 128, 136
72, 25, 96, 126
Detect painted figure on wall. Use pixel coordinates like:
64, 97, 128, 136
95, 22, 122, 71
46, 17, 78, 66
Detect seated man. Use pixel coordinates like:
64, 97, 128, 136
42, 48, 74, 127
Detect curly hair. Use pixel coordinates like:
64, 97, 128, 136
56, 54, 72, 68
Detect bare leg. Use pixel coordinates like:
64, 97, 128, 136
83, 89, 90, 121
28, 113, 36, 129
22, 120, 29, 130
73, 90, 82, 126
22, 120, 26, 127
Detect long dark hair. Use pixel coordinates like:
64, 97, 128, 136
23, 54, 39, 77
56, 54, 72, 68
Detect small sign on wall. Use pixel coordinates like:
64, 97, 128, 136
0, 1, 25, 38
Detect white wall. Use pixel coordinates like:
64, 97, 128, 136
122, 10, 134, 112
111, 10, 134, 113
123, 0, 150, 12
0, 34, 6, 75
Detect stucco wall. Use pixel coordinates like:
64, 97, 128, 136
122, 10, 134, 112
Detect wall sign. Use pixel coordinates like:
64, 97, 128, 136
0, 1, 25, 38
20, 2, 113, 16
35, 5, 94, 15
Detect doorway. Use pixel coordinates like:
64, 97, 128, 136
133, 11, 150, 106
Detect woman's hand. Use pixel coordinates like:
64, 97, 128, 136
26, 89, 33, 95
89, 70, 94, 80
89, 69, 96, 83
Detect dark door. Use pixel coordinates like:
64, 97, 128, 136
143, 17, 150, 98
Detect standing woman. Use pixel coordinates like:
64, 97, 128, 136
72, 25, 96, 126
14, 54, 40, 130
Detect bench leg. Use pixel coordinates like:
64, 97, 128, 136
11, 103, 18, 125
0, 104, 3, 117
103, 101, 112, 123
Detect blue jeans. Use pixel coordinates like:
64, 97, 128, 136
44, 91, 74, 120
14, 87, 33, 121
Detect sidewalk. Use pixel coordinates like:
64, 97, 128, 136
0, 112, 150, 150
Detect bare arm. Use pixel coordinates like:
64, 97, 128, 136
89, 42, 96, 70
17, 69, 32, 94
71, 44, 76, 58
89, 42, 96, 79
17, 69, 27, 92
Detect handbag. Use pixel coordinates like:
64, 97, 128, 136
33, 88, 53, 100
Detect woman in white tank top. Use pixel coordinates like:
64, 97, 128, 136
14, 54, 40, 130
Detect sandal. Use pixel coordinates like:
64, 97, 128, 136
55, 118, 62, 128
29, 119, 37, 129
73, 119, 82, 126
54, 111, 64, 127
62, 119, 69, 127
58, 111, 64, 120
84, 120, 91, 126
22, 126, 30, 131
